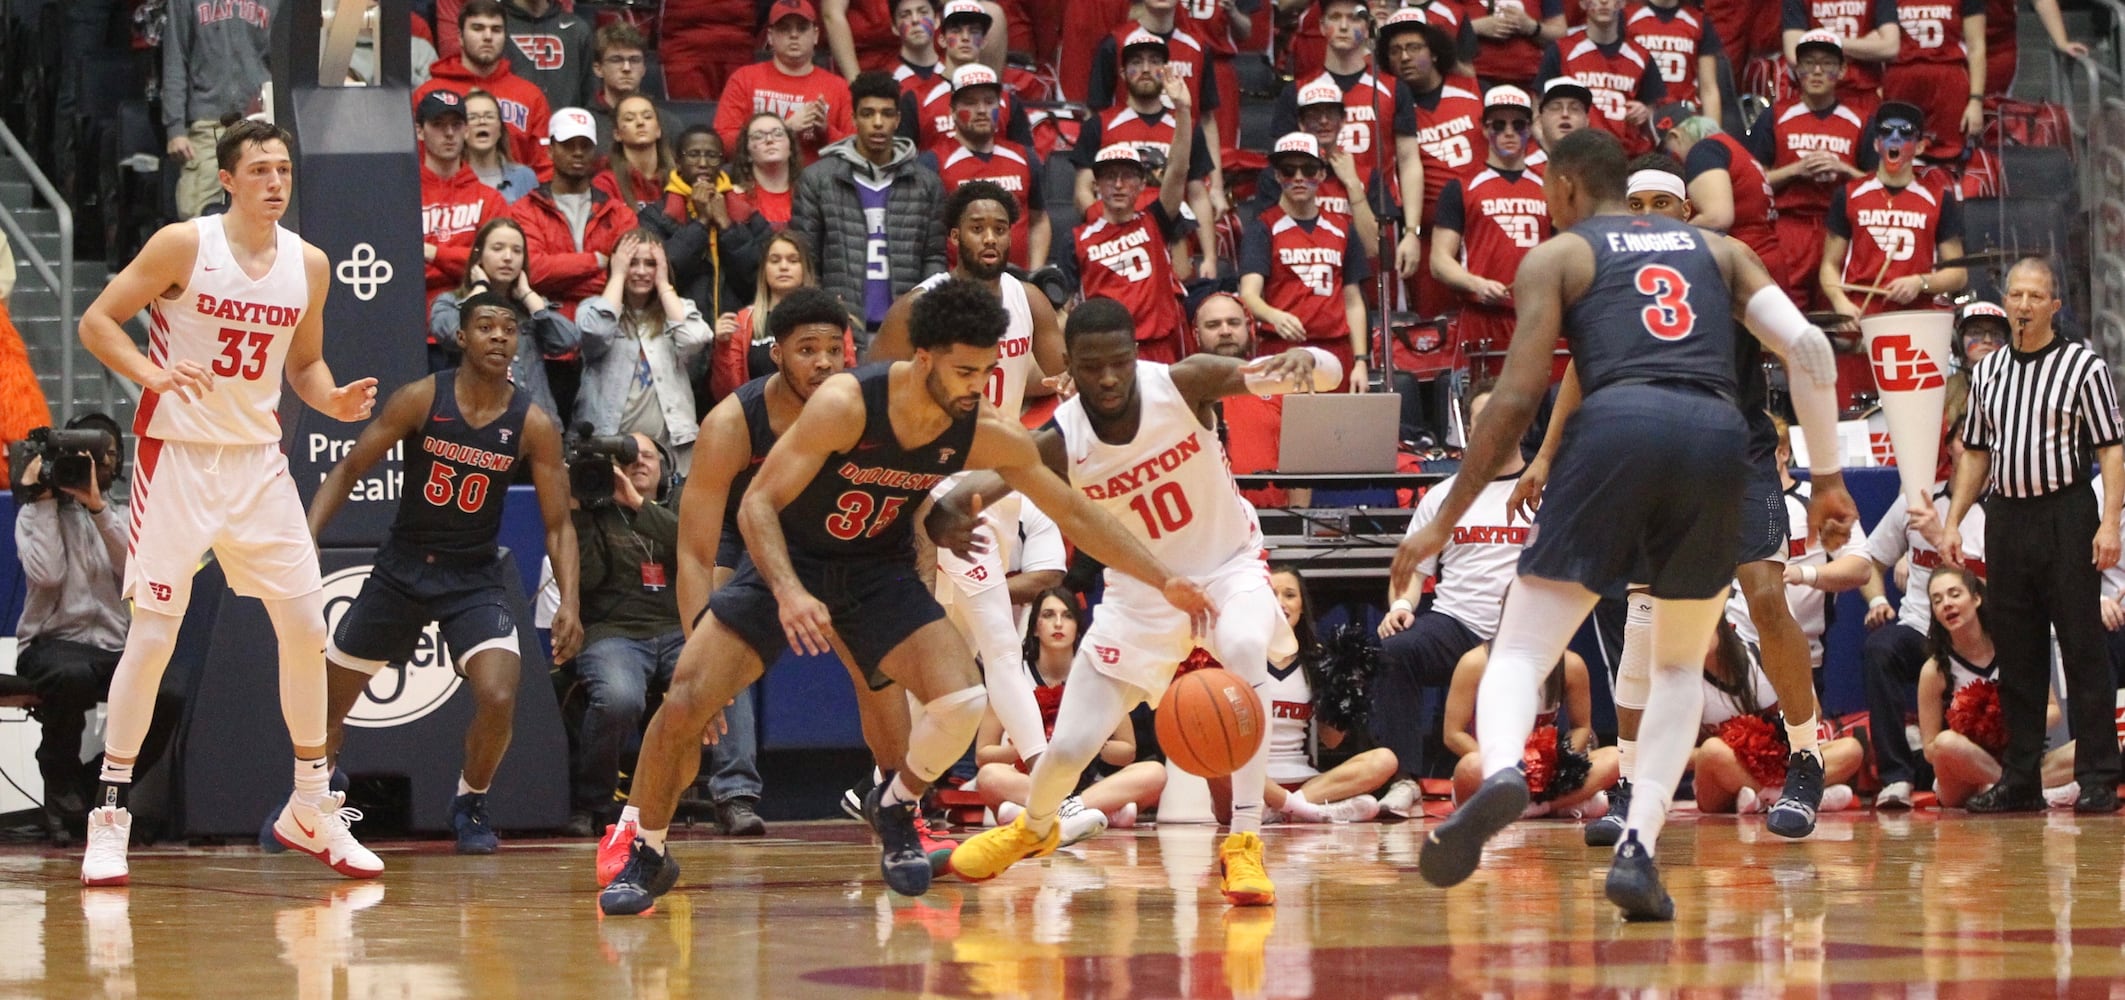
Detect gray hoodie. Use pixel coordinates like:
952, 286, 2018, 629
789, 135, 948, 336
162, 0, 279, 139
500, 0, 597, 115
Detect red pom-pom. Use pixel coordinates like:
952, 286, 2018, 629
1521, 725, 1559, 796
1717, 714, 1790, 787
1947, 679, 2008, 757
1178, 647, 1219, 676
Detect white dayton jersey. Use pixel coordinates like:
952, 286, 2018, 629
1727, 481, 1866, 667
1056, 361, 1290, 693
138, 215, 307, 444
1262, 660, 1318, 784
1403, 471, 1528, 639
927, 269, 1039, 573
1864, 485, 1987, 635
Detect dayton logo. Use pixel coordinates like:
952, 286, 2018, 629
1870, 334, 1945, 391
1094, 645, 1121, 665
322, 566, 465, 728
512, 34, 568, 70
335, 243, 394, 302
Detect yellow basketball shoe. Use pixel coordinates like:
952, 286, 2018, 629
1218, 832, 1277, 906
946, 814, 1060, 882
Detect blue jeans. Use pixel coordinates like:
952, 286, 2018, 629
571, 632, 761, 813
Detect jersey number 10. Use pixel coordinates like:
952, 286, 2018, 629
1127, 482, 1194, 539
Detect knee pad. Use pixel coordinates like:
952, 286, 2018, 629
905, 685, 987, 780
921, 685, 987, 737
1614, 592, 1656, 712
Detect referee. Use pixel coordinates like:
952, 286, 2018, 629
1943, 257, 2125, 813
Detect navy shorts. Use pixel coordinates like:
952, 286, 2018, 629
330, 543, 516, 672
1519, 384, 1748, 600
715, 526, 746, 571
1735, 432, 1790, 565
707, 550, 945, 690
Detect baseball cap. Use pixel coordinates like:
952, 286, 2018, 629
1484, 85, 1533, 115
769, 0, 818, 25
1876, 100, 1926, 133
1651, 101, 1697, 134
417, 89, 467, 124
1270, 132, 1325, 169
1296, 79, 1344, 111
950, 63, 1002, 93
549, 107, 597, 144
1376, 8, 1457, 75
1093, 144, 1150, 172
1794, 28, 1844, 60
1958, 300, 2010, 329
1539, 76, 1594, 110
939, 0, 991, 28
1121, 27, 1170, 59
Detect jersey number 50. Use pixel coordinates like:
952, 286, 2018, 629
424, 465, 492, 513
1633, 264, 1697, 340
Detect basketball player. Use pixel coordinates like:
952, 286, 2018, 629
304, 291, 579, 856
599, 279, 1214, 915
934, 296, 1342, 907
1526, 158, 1848, 846
1393, 129, 1852, 921
76, 118, 383, 885
870, 181, 1066, 786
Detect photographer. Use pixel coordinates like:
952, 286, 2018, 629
12, 415, 127, 844
566, 431, 763, 841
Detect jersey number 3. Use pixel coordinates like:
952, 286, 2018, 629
1633, 265, 1696, 341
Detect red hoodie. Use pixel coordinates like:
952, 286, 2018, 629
415, 56, 555, 182
422, 162, 508, 309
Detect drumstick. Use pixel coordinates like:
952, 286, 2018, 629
1838, 283, 1896, 297
1853, 252, 1899, 316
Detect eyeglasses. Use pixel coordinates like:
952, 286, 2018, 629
749, 130, 789, 143
1275, 162, 1325, 179
1486, 118, 1531, 134
1962, 328, 2007, 343
1795, 57, 1841, 73
465, 112, 500, 124
602, 53, 646, 67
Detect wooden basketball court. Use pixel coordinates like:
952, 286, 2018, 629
5, 810, 2119, 997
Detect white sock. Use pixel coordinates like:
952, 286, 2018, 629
1282, 790, 1326, 822
619, 805, 640, 826
100, 761, 134, 786
640, 827, 667, 852
458, 775, 487, 797
881, 773, 920, 809
1783, 713, 1821, 758
1477, 577, 1601, 777
1617, 738, 1637, 783
295, 756, 331, 799
1622, 597, 1725, 856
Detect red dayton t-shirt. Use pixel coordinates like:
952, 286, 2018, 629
1392, 74, 1489, 228
1538, 27, 1668, 157
1626, 2, 1724, 109
712, 61, 856, 163
1826, 174, 1963, 317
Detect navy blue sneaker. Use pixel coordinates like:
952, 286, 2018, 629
1418, 768, 1529, 888
1767, 751, 1825, 839
1605, 832, 1674, 921
864, 781, 933, 897
260, 769, 349, 854
598, 839, 681, 916
1584, 778, 1630, 848
450, 792, 498, 855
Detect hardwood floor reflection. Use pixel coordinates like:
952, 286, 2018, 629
5, 810, 2123, 998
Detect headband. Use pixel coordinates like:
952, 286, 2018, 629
1626, 170, 1686, 200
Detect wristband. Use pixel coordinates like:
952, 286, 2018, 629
1390, 598, 1415, 614
1868, 596, 1891, 611
1800, 565, 1819, 586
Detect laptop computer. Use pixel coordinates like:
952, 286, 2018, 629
1275, 393, 1402, 474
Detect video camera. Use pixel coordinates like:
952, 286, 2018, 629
567, 424, 638, 508
9, 426, 116, 500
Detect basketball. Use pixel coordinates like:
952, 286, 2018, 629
1155, 667, 1266, 778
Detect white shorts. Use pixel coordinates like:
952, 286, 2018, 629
125, 439, 323, 615
1079, 553, 1298, 699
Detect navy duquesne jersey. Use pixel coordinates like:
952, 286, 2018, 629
1563, 213, 1736, 399
726, 375, 781, 538
781, 364, 977, 559
393, 369, 530, 560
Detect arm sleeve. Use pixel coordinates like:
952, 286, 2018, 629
1070, 115, 1104, 172
1700, 18, 1725, 57
1824, 185, 1850, 238
1393, 84, 1417, 137
1344, 223, 1371, 285
1026, 151, 1047, 206
1005, 100, 1035, 147
1683, 136, 1732, 180
1269, 83, 1298, 139
2081, 357, 2125, 448
1783, 0, 1808, 30
1199, 54, 1222, 112
1636, 61, 1668, 102
1434, 179, 1466, 234
1087, 38, 1119, 110
1748, 116, 1778, 164
1151, 199, 1186, 240
1938, 195, 1963, 246
1239, 216, 1273, 279
1015, 504, 1069, 573
1871, 0, 1899, 30
1537, 43, 1561, 85
897, 92, 922, 142
1186, 124, 1214, 181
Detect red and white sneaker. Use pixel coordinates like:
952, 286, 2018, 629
81, 806, 131, 886
273, 792, 384, 879
597, 819, 637, 887
913, 815, 954, 856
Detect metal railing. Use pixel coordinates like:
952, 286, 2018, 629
0, 117, 75, 422
2088, 1, 2125, 371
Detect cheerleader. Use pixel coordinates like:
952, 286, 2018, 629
1445, 644, 1618, 817
972, 589, 1167, 839
1917, 567, 2078, 808
1693, 618, 1865, 814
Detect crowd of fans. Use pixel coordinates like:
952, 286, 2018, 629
3, 0, 2117, 837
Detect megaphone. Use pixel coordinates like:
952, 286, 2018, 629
1860, 309, 1954, 515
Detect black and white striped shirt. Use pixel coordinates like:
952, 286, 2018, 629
1961, 336, 2125, 498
